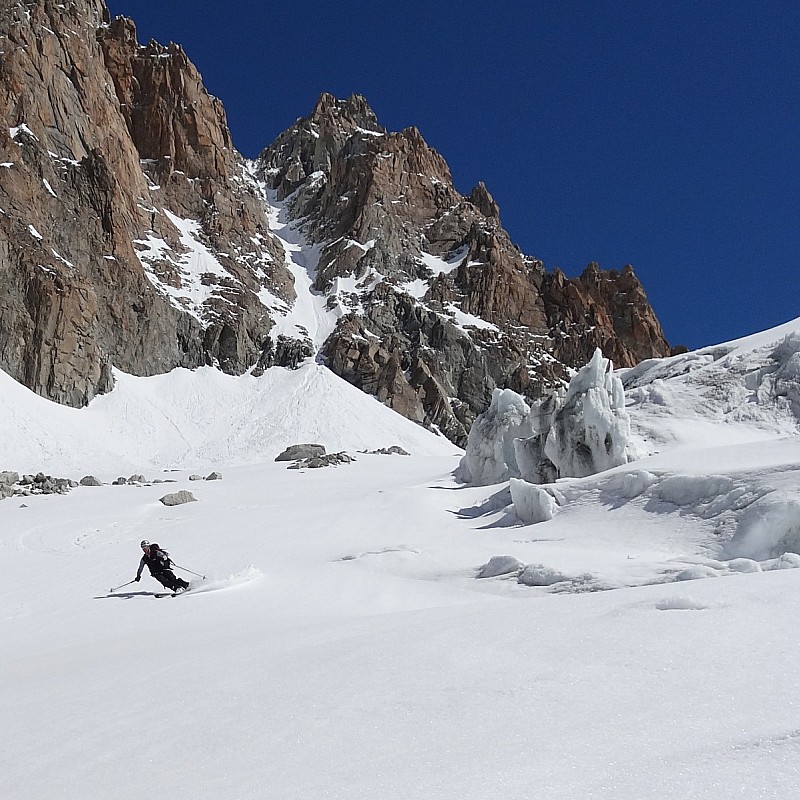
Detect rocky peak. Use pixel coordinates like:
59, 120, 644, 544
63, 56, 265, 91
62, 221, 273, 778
258, 92, 386, 200
468, 181, 501, 223
99, 17, 234, 181
257, 93, 672, 443
309, 92, 383, 133
0, 4, 673, 449
541, 262, 669, 369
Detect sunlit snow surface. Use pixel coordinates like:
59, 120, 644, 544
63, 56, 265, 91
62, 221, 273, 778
259, 187, 334, 348
133, 210, 237, 322
3, 319, 800, 798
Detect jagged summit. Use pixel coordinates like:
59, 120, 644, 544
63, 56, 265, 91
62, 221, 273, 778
0, 1, 672, 446
468, 181, 501, 224
253, 92, 671, 442
309, 92, 383, 132
258, 92, 387, 201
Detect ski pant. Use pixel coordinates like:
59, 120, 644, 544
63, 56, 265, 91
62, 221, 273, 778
151, 569, 189, 591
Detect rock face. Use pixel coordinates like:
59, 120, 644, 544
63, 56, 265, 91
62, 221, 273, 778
0, 0, 673, 448
541, 263, 670, 369
0, 0, 291, 406
255, 94, 673, 446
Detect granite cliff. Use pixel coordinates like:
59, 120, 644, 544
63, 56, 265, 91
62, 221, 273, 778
0, 0, 673, 445
254, 93, 671, 443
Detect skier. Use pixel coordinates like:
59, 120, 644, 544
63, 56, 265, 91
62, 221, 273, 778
134, 540, 189, 593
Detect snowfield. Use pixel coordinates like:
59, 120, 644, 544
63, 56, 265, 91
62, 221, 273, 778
0, 360, 456, 475
3, 318, 800, 799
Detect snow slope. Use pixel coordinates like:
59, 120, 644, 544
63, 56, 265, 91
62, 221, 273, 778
0, 360, 456, 475
3, 318, 800, 799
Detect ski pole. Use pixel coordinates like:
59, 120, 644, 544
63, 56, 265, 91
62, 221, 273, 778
172, 563, 206, 579
110, 579, 137, 593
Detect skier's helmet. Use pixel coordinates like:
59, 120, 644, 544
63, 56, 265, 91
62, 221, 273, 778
140, 539, 150, 548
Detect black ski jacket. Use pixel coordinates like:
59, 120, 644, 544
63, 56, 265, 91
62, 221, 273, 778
136, 545, 172, 578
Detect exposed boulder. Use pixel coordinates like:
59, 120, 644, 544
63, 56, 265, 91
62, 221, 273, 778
13, 472, 75, 496
362, 446, 410, 456
287, 452, 356, 469
0, 471, 16, 500
275, 444, 326, 462
159, 490, 197, 506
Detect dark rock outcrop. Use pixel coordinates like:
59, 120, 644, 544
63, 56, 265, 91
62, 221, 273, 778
275, 444, 326, 462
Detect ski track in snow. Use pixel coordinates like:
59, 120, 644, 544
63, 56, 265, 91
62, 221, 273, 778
187, 565, 263, 595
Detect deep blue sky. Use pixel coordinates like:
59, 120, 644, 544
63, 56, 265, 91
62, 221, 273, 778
107, 0, 800, 350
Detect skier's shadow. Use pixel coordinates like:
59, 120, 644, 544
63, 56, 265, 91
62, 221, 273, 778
94, 591, 159, 600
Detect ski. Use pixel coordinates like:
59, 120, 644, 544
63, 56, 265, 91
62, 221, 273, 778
154, 589, 190, 598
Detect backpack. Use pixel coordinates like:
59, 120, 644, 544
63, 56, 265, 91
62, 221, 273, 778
149, 544, 171, 569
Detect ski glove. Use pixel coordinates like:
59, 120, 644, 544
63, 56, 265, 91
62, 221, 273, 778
134, 575, 141, 582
